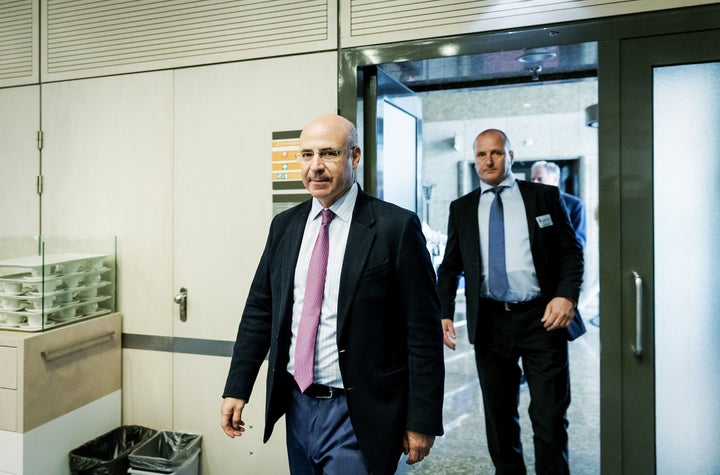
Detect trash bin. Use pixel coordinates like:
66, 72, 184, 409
128, 431, 202, 474
69, 425, 158, 475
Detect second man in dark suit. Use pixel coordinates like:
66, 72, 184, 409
530, 160, 587, 249
437, 129, 584, 475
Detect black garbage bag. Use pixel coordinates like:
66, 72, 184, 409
128, 431, 202, 473
69, 425, 158, 475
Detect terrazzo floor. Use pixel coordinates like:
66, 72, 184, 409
396, 298, 600, 475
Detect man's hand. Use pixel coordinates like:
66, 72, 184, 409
442, 318, 456, 350
541, 297, 576, 331
403, 430, 435, 464
220, 397, 247, 438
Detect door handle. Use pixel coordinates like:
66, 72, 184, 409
174, 287, 188, 322
631, 272, 643, 358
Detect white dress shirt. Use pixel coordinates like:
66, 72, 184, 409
287, 183, 358, 388
478, 175, 541, 302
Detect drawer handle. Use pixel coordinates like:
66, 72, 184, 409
41, 331, 115, 362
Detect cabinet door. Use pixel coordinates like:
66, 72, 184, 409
0, 86, 40, 236
41, 72, 175, 337
41, 73, 176, 431
0, 346, 18, 432
172, 52, 337, 341
172, 52, 337, 475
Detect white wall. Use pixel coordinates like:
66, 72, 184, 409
0, 86, 40, 236
31, 52, 337, 475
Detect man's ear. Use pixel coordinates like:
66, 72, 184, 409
351, 146, 362, 168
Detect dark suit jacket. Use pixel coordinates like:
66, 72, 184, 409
223, 185, 445, 474
561, 191, 587, 249
437, 180, 585, 344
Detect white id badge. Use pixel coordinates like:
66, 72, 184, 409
536, 214, 553, 228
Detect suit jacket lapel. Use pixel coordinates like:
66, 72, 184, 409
517, 180, 538, 245
277, 201, 311, 332
466, 188, 482, 269
336, 189, 376, 339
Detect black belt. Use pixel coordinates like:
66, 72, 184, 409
289, 373, 344, 399
302, 383, 344, 399
486, 297, 545, 312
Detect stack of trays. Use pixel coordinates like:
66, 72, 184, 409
0, 253, 113, 331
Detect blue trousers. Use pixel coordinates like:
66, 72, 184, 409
286, 387, 370, 475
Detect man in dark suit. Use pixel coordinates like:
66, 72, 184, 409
530, 160, 587, 249
221, 114, 444, 474
437, 129, 584, 474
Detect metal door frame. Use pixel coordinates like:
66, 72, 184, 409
338, 5, 720, 473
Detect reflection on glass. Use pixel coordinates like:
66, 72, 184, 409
382, 100, 418, 212
654, 61, 720, 474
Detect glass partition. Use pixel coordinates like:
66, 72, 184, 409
654, 61, 720, 473
0, 236, 116, 331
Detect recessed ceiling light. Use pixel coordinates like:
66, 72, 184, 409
518, 51, 556, 63
440, 44, 459, 56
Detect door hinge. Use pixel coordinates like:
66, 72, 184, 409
36, 175, 43, 195
37, 130, 43, 151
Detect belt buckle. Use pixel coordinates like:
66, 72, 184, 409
317, 386, 334, 399
307, 384, 334, 399
313, 385, 335, 399
504, 302, 511, 312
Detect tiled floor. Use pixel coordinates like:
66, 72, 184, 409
397, 298, 600, 475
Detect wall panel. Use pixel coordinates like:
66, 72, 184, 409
340, 0, 718, 47
42, 0, 337, 81
0, 0, 38, 87
41, 71, 175, 338
0, 85, 39, 235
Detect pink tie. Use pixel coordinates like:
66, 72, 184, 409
294, 209, 335, 392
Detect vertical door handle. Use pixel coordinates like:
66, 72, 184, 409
174, 287, 188, 322
631, 272, 643, 358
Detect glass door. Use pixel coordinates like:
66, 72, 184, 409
606, 28, 720, 474
361, 66, 422, 216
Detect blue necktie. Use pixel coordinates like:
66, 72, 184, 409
487, 187, 508, 300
